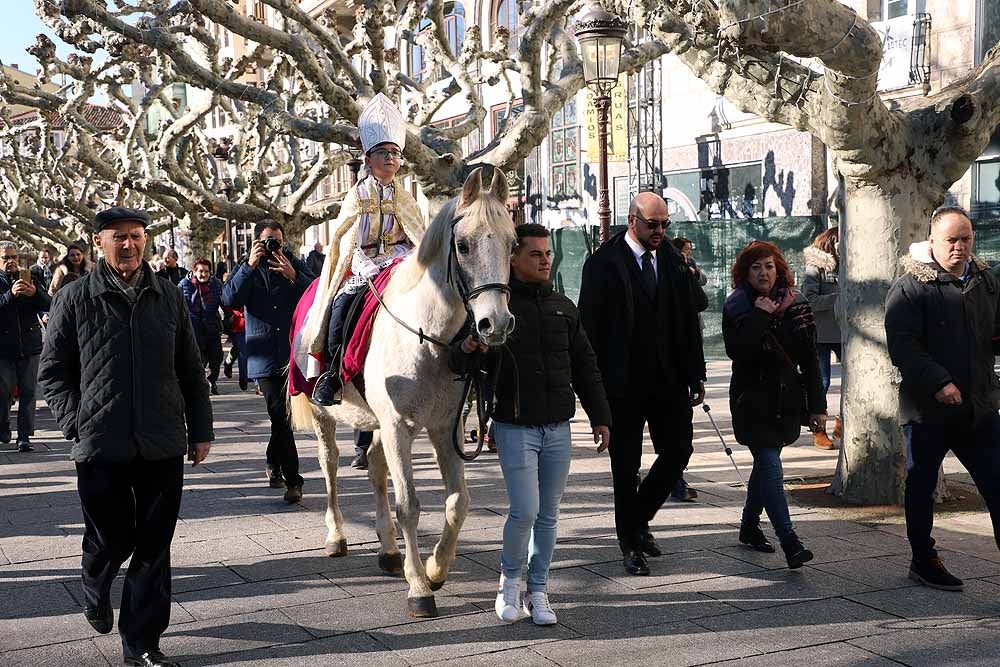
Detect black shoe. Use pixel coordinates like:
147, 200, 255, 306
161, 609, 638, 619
637, 532, 662, 558
210, 382, 220, 395
16, 439, 33, 453
310, 371, 342, 407
239, 377, 249, 391
622, 548, 650, 576
0, 428, 10, 444
670, 478, 698, 502
909, 556, 964, 591
739, 522, 776, 553
223, 362, 233, 379
351, 451, 368, 470
780, 531, 814, 569
124, 650, 179, 667
266, 465, 285, 489
84, 603, 113, 634
283, 483, 303, 504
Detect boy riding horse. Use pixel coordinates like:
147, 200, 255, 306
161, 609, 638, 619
308, 93, 426, 406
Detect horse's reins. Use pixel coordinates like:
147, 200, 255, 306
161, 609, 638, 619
363, 214, 514, 461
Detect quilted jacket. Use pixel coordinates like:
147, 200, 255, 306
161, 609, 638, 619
38, 261, 214, 463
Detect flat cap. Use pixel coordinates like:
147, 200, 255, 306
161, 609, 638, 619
94, 207, 150, 231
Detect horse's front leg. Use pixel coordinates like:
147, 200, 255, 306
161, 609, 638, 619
366, 432, 402, 574
425, 424, 470, 591
380, 423, 436, 617
313, 407, 348, 557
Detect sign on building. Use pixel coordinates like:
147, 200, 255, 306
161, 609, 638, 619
874, 15, 915, 91
584, 76, 628, 163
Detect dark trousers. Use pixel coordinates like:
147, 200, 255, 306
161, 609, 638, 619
816, 343, 842, 394
609, 387, 694, 549
325, 290, 365, 360
198, 335, 223, 384
259, 373, 303, 487
904, 416, 1000, 561
0, 354, 39, 439
355, 430, 372, 457
76, 456, 183, 658
228, 332, 248, 380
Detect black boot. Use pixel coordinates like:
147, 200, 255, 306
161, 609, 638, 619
780, 531, 814, 569
311, 371, 343, 407
909, 556, 964, 591
739, 522, 775, 553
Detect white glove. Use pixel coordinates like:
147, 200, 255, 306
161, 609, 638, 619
352, 249, 381, 279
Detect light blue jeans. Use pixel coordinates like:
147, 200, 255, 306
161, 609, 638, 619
492, 421, 573, 593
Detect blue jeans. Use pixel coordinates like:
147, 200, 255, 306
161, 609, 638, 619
493, 421, 573, 593
816, 343, 842, 394
741, 447, 794, 541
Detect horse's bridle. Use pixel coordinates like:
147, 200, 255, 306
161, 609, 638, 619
445, 214, 511, 331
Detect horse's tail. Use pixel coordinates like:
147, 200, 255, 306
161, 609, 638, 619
289, 392, 315, 432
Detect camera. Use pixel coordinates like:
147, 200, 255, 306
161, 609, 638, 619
263, 238, 282, 255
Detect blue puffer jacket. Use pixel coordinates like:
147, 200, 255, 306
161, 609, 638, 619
179, 276, 224, 343
221, 249, 313, 379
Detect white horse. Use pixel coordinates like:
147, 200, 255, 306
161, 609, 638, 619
290, 168, 515, 617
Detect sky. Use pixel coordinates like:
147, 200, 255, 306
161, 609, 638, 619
0, 3, 69, 75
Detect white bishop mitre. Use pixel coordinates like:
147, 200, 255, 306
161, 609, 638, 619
358, 93, 406, 154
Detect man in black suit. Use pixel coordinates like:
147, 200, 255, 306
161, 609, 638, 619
579, 192, 707, 576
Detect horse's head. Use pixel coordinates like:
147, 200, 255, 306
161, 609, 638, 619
452, 167, 516, 345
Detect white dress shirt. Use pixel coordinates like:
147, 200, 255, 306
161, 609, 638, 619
624, 232, 657, 280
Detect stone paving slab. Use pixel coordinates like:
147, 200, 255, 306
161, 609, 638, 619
3, 363, 1000, 666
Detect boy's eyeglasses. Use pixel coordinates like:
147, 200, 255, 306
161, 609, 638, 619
370, 148, 403, 161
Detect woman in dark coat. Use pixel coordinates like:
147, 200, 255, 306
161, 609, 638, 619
179, 258, 225, 395
722, 241, 827, 569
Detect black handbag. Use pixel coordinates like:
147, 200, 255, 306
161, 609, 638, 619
767, 332, 811, 429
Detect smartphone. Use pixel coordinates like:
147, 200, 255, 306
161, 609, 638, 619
18, 269, 30, 283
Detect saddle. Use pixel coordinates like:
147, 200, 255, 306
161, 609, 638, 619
338, 259, 403, 392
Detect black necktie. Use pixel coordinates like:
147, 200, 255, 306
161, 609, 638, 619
641, 251, 657, 298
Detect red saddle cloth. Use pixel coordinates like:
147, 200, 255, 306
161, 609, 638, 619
340, 259, 403, 385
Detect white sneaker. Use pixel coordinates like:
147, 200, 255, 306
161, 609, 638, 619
494, 574, 523, 623
523, 591, 557, 625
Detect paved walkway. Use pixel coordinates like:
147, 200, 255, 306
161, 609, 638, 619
2, 363, 999, 666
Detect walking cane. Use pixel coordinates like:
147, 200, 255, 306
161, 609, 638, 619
702, 403, 746, 488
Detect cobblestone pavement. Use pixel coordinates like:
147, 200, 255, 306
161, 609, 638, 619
2, 363, 999, 666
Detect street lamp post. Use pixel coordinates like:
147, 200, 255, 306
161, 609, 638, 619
574, 5, 627, 244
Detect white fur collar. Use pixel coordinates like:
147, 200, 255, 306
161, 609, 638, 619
803, 246, 837, 272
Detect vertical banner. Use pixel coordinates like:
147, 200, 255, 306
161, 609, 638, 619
584, 75, 628, 163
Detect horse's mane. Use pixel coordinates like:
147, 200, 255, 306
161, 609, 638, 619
389, 191, 513, 295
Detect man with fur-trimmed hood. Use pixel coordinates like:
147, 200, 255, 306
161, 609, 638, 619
885, 206, 1000, 593
303, 93, 427, 406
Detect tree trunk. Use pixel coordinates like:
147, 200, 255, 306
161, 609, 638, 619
830, 180, 936, 504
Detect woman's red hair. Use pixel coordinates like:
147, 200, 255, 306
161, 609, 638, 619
731, 241, 794, 290
192, 257, 212, 271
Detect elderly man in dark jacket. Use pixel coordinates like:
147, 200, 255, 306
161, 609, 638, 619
886, 206, 1000, 593
222, 219, 313, 502
0, 241, 50, 451
579, 192, 707, 577
452, 223, 610, 626
39, 207, 214, 667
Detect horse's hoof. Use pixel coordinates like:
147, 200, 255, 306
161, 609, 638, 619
429, 579, 445, 592
378, 552, 404, 575
324, 538, 348, 557
407, 595, 438, 618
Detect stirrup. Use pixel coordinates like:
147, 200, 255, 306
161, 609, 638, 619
310, 371, 343, 407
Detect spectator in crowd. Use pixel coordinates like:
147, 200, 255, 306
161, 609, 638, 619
39, 207, 213, 667
222, 305, 249, 391
579, 192, 707, 577
30, 247, 56, 294
156, 249, 187, 286
802, 226, 841, 450
306, 241, 326, 278
180, 258, 225, 395
669, 235, 708, 502
452, 224, 611, 625
352, 430, 372, 470
222, 220, 313, 501
49, 242, 92, 295
885, 206, 1000, 591
0, 241, 50, 451
723, 240, 825, 569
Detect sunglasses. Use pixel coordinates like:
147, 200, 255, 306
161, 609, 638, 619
632, 210, 671, 231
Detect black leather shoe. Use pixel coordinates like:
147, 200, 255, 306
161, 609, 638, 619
239, 377, 249, 391
84, 603, 113, 634
910, 556, 964, 591
124, 650, 179, 667
739, 522, 776, 553
223, 361, 233, 379
210, 382, 220, 396
351, 451, 368, 470
623, 549, 650, 576
16, 440, 33, 453
283, 483, 303, 504
310, 371, 342, 407
266, 465, 285, 489
637, 532, 662, 558
670, 478, 698, 502
780, 531, 814, 569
